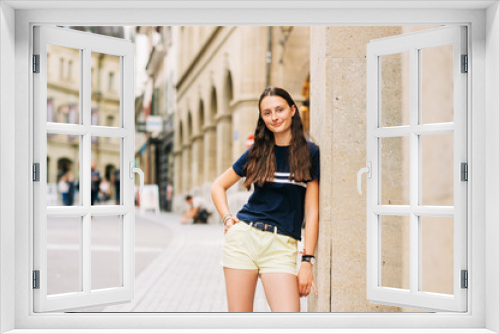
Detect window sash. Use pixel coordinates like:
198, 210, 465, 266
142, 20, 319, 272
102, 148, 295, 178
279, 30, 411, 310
366, 25, 468, 312
33, 25, 136, 313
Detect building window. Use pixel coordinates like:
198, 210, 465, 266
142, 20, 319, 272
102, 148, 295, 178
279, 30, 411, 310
68, 60, 73, 80
109, 72, 115, 91
59, 57, 64, 79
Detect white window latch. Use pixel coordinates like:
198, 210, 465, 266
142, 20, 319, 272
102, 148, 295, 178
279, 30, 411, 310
129, 161, 145, 194
357, 161, 372, 195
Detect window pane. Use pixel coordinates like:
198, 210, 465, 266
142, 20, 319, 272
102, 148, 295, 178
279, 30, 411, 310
91, 52, 121, 127
420, 45, 454, 124
47, 216, 81, 295
380, 215, 410, 290
47, 44, 80, 124
381, 136, 410, 205
380, 51, 410, 127
47, 134, 80, 206
91, 136, 121, 205
91, 215, 122, 290
421, 216, 454, 295
421, 133, 454, 206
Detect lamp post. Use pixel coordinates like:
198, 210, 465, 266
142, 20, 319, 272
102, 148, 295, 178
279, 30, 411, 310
279, 26, 294, 64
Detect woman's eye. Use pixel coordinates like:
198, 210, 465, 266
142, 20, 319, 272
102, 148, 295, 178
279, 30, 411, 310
277, 108, 283, 112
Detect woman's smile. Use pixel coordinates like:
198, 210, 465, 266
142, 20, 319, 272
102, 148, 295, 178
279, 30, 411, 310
260, 95, 296, 137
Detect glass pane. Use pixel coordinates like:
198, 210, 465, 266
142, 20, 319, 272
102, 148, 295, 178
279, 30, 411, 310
420, 45, 454, 124
91, 52, 121, 127
47, 44, 80, 124
381, 136, 410, 205
47, 216, 81, 295
91, 136, 121, 205
421, 216, 454, 295
380, 51, 410, 127
47, 134, 81, 206
380, 215, 410, 290
91, 215, 122, 290
421, 133, 454, 206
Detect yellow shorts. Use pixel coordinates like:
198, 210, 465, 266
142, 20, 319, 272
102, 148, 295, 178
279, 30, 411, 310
221, 221, 298, 275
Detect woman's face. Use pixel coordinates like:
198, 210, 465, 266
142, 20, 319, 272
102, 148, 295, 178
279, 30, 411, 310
260, 95, 296, 136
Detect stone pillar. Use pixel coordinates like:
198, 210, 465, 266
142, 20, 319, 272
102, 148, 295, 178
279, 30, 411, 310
173, 149, 182, 194
216, 114, 232, 175
191, 135, 203, 187
231, 99, 259, 159
182, 144, 191, 193
307, 26, 332, 312
203, 125, 217, 182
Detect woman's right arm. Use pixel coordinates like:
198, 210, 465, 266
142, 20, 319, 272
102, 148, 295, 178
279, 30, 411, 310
211, 167, 242, 233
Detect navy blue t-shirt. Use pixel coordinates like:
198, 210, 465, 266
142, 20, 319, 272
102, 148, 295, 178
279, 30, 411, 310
232, 141, 320, 241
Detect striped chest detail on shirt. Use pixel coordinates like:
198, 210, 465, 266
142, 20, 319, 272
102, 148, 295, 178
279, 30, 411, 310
273, 172, 307, 188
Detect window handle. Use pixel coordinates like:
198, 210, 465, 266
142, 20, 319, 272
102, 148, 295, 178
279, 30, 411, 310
357, 162, 372, 195
129, 161, 144, 194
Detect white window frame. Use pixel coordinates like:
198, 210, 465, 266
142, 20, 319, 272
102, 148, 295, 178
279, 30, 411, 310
33, 25, 136, 313
0, 1, 498, 333
365, 26, 468, 312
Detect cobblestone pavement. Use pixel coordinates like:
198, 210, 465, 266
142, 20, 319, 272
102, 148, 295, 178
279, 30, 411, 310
102, 211, 307, 312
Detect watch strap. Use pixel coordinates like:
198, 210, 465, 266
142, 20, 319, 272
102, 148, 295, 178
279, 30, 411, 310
301, 255, 315, 263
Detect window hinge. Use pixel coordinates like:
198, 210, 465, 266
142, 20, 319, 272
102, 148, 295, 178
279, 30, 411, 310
461, 54, 468, 73
33, 163, 40, 182
33, 54, 40, 73
461, 162, 468, 181
33, 270, 40, 289
461, 270, 468, 289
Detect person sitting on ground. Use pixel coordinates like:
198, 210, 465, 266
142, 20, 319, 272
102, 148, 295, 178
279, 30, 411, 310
180, 195, 211, 224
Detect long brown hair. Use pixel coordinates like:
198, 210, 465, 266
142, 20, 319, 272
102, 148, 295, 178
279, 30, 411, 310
243, 87, 312, 190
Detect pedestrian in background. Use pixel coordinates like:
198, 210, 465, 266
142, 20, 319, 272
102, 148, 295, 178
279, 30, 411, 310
114, 169, 120, 205
211, 86, 320, 312
91, 161, 101, 205
59, 161, 75, 206
166, 181, 173, 211
99, 177, 111, 202
180, 195, 210, 224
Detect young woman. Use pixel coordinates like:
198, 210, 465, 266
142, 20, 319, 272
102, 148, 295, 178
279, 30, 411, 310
211, 86, 320, 312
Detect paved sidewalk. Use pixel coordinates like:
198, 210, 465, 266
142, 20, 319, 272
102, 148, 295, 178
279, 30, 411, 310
103, 211, 307, 312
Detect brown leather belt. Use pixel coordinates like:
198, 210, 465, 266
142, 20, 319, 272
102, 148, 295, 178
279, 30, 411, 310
243, 221, 283, 235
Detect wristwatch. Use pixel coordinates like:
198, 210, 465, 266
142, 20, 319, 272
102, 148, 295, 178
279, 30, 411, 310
301, 255, 315, 265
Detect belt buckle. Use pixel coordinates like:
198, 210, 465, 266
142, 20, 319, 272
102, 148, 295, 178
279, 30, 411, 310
259, 222, 272, 232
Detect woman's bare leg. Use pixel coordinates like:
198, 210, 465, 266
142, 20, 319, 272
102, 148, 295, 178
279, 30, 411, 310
223, 268, 259, 312
260, 273, 300, 312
